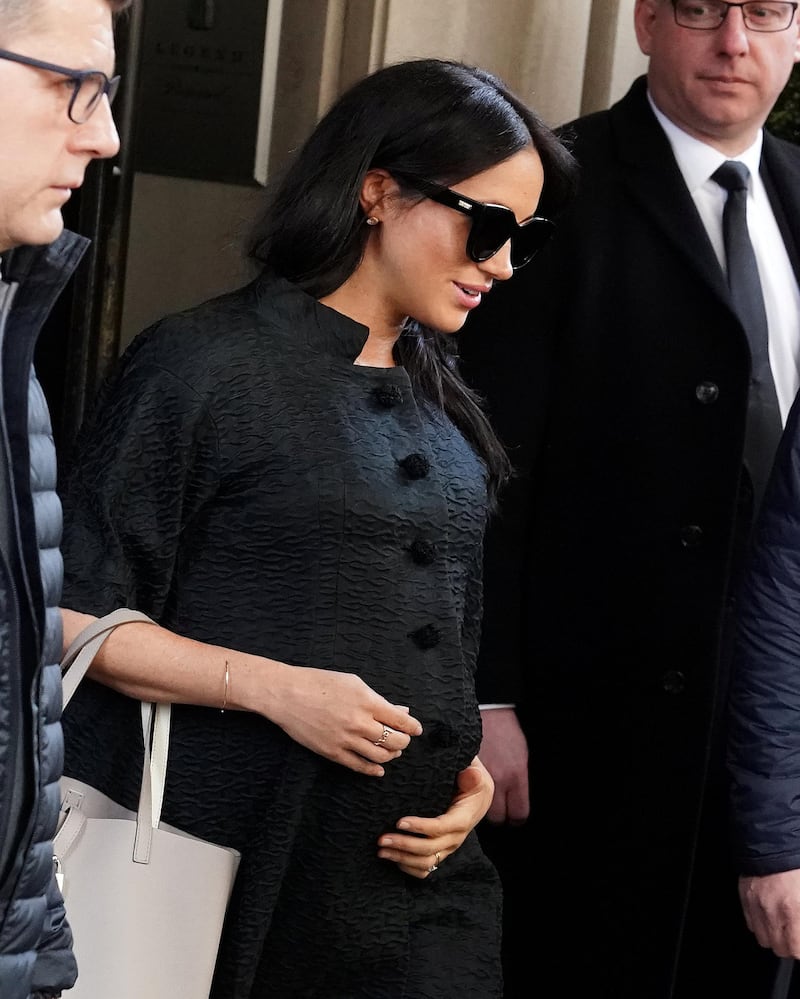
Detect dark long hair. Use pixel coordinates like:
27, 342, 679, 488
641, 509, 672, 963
248, 58, 577, 501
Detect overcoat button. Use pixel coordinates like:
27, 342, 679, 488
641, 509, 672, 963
399, 453, 430, 479
373, 384, 404, 408
410, 623, 442, 649
661, 670, 686, 695
427, 722, 456, 748
409, 538, 438, 565
680, 525, 703, 548
695, 382, 719, 405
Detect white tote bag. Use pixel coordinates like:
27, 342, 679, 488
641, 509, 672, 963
56, 609, 241, 998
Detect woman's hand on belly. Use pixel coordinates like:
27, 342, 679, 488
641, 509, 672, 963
251, 660, 424, 777
375, 756, 494, 878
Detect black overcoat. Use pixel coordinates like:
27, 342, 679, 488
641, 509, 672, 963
60, 273, 502, 999
458, 76, 800, 998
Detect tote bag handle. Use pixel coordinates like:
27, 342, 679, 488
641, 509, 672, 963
60, 608, 168, 853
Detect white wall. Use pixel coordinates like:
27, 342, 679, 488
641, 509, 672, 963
121, 175, 261, 344
119, 0, 647, 348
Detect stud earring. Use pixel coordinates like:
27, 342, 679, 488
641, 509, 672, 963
366, 216, 380, 226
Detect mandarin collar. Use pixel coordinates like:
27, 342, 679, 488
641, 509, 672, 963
255, 269, 370, 362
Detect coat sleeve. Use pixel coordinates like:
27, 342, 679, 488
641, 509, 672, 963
60, 327, 221, 619
728, 395, 800, 875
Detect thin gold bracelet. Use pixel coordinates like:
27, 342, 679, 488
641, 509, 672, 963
221, 659, 229, 713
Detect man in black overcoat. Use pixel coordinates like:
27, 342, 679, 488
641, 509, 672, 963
458, 1, 800, 996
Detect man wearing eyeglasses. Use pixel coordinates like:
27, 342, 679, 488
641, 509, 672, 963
458, 1, 800, 997
0, 1, 126, 998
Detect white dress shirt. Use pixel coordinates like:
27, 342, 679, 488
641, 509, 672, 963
649, 94, 800, 425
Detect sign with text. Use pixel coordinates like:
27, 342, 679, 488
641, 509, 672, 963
134, 1, 283, 186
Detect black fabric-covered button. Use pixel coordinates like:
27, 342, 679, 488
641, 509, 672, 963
426, 721, 456, 749
409, 538, 438, 565
695, 382, 719, 405
680, 525, 703, 548
410, 623, 442, 649
372, 384, 404, 408
660, 670, 686, 695
399, 453, 430, 479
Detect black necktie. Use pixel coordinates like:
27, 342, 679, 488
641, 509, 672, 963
712, 160, 782, 512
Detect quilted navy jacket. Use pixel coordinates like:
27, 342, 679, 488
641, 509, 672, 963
729, 393, 800, 876
0, 233, 86, 999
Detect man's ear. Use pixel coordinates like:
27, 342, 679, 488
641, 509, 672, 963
633, 0, 659, 56
359, 169, 397, 222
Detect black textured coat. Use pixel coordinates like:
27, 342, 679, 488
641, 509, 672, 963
60, 273, 502, 999
458, 76, 800, 999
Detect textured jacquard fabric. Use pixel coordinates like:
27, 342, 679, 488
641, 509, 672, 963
61, 273, 503, 999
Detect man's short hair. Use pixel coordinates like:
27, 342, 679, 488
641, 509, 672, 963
0, 0, 132, 36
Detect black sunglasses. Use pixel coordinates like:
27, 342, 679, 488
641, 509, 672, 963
0, 48, 120, 124
398, 175, 554, 270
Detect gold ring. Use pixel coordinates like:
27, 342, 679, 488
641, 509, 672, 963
428, 851, 440, 874
374, 725, 391, 747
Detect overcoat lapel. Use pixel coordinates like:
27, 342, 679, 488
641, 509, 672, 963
761, 134, 800, 286
608, 77, 732, 308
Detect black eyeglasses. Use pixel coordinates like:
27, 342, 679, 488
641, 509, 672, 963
398, 175, 555, 270
0, 48, 120, 123
671, 0, 799, 31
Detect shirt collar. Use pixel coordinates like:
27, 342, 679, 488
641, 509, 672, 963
646, 89, 763, 193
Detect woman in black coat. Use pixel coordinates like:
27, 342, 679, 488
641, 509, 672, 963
60, 58, 576, 998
